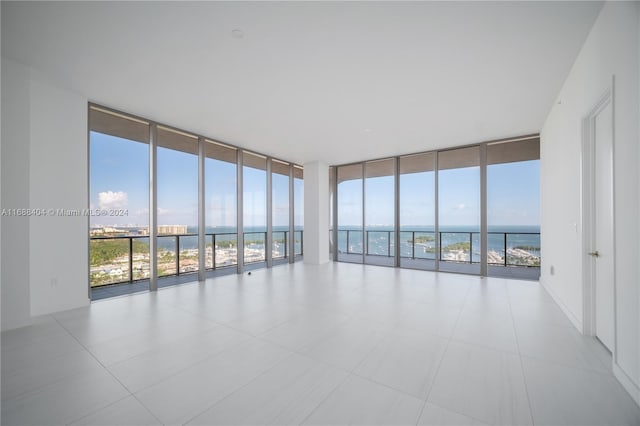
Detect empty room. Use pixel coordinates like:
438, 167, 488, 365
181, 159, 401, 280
1, 1, 640, 425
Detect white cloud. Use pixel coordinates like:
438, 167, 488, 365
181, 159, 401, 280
454, 203, 465, 211
98, 191, 128, 209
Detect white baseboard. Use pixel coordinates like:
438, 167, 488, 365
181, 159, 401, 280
613, 363, 640, 408
539, 277, 583, 333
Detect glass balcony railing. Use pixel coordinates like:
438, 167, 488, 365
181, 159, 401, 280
334, 229, 540, 267
89, 230, 303, 288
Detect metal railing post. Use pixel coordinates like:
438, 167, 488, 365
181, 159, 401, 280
213, 234, 216, 269
284, 232, 287, 257
176, 236, 180, 275
412, 231, 415, 259
469, 232, 473, 264
439, 232, 443, 261
504, 233, 508, 266
365, 231, 368, 255
346, 230, 350, 254
129, 237, 133, 282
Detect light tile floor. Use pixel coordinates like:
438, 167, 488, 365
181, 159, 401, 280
2, 262, 639, 425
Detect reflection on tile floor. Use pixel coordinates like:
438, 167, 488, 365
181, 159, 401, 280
3, 262, 639, 425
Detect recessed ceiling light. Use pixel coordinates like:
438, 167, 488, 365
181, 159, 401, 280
231, 29, 244, 39
363, 128, 373, 133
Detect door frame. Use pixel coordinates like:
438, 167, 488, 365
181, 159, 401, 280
581, 77, 616, 357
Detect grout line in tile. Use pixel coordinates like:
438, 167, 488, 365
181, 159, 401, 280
50, 315, 164, 426
507, 284, 536, 426
297, 371, 351, 426
415, 278, 473, 425
422, 400, 493, 426
180, 350, 312, 425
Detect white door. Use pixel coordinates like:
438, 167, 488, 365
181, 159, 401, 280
593, 101, 615, 352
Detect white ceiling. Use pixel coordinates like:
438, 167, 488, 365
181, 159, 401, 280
2, 1, 602, 165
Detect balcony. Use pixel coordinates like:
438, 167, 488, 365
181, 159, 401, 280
334, 229, 540, 279
90, 231, 303, 299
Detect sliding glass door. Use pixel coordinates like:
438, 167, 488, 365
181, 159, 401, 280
332, 137, 540, 278
156, 127, 199, 278
89, 107, 150, 292
205, 141, 238, 269
337, 164, 363, 263
437, 146, 481, 275
364, 159, 395, 267
89, 103, 304, 299
487, 140, 540, 279
243, 152, 267, 266
294, 166, 304, 257
271, 160, 290, 262
399, 153, 436, 270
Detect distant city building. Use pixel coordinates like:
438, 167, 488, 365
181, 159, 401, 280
90, 226, 127, 235
157, 225, 188, 235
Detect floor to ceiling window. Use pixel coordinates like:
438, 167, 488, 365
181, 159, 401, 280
487, 139, 540, 279
294, 166, 304, 257
364, 158, 395, 267
205, 141, 238, 270
437, 146, 481, 275
88, 104, 303, 299
329, 166, 335, 256
399, 152, 436, 270
272, 160, 290, 262
243, 152, 267, 266
337, 164, 364, 263
331, 136, 540, 279
89, 107, 151, 297
156, 126, 199, 278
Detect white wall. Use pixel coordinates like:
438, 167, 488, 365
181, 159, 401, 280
1, 58, 33, 331
28, 69, 89, 316
540, 1, 640, 404
0, 58, 90, 328
637, 2, 640, 396
303, 161, 330, 265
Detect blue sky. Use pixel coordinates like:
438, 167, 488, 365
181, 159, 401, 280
90, 132, 303, 228
91, 131, 538, 229
338, 161, 539, 228
90, 132, 149, 226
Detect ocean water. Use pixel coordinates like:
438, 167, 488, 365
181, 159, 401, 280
335, 225, 540, 262
98, 224, 539, 263
147, 226, 303, 254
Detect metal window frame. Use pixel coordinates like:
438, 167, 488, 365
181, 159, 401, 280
266, 157, 273, 268
237, 149, 244, 274
198, 137, 206, 281
332, 166, 338, 262
149, 123, 158, 291
288, 164, 295, 264
361, 162, 365, 264
329, 134, 540, 277
88, 103, 304, 298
